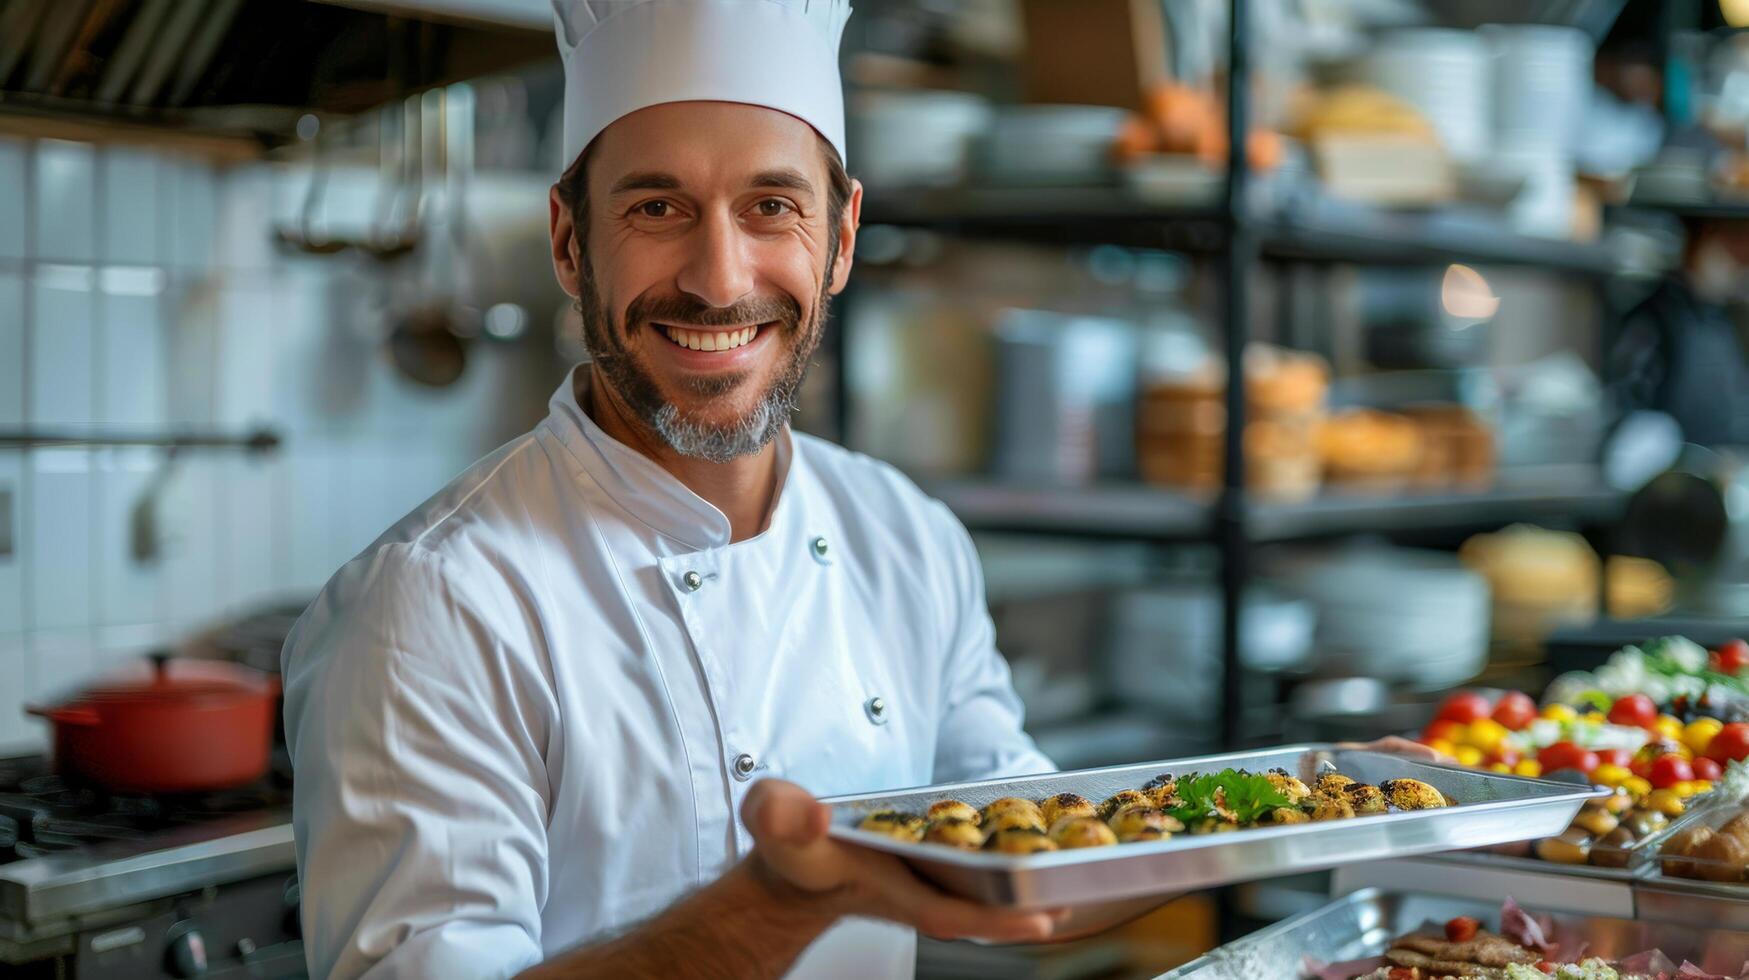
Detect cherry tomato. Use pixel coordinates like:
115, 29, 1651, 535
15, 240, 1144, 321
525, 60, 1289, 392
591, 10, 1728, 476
1539, 741, 1599, 774
1693, 757, 1724, 782
1422, 719, 1463, 744
1491, 691, 1538, 731
1607, 693, 1659, 729
1594, 748, 1633, 769
1436, 691, 1491, 724
1650, 754, 1695, 790
1630, 758, 1654, 779
1708, 722, 1749, 763
1713, 639, 1749, 674
1444, 916, 1480, 942
1536, 962, 1558, 975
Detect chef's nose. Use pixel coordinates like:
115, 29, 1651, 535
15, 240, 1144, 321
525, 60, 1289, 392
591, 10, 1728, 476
676, 211, 756, 310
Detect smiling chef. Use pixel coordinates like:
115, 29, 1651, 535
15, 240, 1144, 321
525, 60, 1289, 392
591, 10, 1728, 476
281, 2, 1428, 978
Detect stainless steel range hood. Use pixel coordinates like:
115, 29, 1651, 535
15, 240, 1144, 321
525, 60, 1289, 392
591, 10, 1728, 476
0, 0, 551, 150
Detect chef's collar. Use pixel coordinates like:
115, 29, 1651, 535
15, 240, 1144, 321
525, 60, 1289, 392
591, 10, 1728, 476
545, 365, 795, 551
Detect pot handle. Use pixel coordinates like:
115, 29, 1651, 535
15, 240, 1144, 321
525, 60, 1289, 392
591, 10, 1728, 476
25, 704, 101, 726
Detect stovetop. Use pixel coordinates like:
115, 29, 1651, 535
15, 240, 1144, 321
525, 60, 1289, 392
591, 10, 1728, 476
0, 755, 293, 865
0, 756, 296, 934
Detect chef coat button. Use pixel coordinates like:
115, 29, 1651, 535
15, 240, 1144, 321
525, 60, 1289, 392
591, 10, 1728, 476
732, 753, 757, 780
810, 536, 831, 565
865, 696, 888, 725
682, 570, 703, 592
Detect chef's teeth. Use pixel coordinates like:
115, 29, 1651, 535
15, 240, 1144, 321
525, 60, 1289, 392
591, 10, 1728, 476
663, 325, 758, 351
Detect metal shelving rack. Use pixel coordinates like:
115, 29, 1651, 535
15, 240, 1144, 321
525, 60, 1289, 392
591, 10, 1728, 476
834, 0, 1635, 751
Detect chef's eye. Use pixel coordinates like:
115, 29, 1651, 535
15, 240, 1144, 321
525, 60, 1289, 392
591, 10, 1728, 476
753, 199, 793, 218
637, 200, 670, 218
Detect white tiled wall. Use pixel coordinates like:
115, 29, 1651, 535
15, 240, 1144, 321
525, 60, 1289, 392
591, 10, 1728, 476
0, 135, 563, 753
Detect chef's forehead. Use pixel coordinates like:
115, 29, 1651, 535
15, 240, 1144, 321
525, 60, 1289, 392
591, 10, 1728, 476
585, 100, 830, 191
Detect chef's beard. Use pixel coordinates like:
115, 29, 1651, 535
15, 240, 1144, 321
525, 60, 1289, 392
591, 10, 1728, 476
576, 264, 828, 464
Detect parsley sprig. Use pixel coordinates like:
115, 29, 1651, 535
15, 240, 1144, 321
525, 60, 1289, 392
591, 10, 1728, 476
1163, 769, 1294, 826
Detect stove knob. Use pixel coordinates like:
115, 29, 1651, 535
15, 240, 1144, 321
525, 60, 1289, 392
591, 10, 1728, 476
164, 921, 208, 978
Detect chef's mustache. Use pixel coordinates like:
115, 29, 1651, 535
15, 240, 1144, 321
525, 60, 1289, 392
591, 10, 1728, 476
627, 293, 802, 331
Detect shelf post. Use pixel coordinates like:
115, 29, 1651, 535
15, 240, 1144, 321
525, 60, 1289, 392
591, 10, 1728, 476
1218, 0, 1254, 751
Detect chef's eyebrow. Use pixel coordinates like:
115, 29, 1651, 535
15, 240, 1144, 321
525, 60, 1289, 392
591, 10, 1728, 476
609, 171, 682, 194
749, 168, 816, 196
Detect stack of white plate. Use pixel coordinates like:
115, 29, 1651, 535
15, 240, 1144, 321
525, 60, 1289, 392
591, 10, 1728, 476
1482, 24, 1592, 238
976, 105, 1128, 185
1277, 547, 1491, 691
1364, 29, 1492, 162
1485, 25, 1592, 158
1102, 583, 1317, 720
849, 91, 992, 189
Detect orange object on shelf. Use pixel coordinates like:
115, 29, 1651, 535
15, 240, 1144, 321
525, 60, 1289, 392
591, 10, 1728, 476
1136, 346, 1327, 501
1399, 403, 1495, 491
1318, 408, 1424, 493
1114, 82, 1284, 171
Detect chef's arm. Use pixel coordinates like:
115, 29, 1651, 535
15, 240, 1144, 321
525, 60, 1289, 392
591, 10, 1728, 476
517, 780, 1063, 980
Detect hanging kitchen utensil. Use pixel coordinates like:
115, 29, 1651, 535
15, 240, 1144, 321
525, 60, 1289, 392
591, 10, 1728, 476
26, 652, 278, 793
362, 94, 423, 262
384, 87, 473, 387
276, 114, 350, 255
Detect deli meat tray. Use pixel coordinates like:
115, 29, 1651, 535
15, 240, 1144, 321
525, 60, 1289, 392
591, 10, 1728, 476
820, 745, 1603, 909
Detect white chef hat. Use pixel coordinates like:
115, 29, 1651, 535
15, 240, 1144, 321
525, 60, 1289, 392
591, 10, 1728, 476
551, 0, 853, 173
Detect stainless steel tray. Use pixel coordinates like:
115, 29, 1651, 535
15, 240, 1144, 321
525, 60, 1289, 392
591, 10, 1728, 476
1162, 887, 1749, 978
821, 745, 1602, 909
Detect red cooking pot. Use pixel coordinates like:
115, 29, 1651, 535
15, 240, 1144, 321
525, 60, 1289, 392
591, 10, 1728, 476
26, 652, 279, 793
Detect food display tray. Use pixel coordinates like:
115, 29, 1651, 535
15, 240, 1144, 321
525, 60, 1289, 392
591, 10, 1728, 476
820, 745, 1603, 909
1160, 887, 1749, 979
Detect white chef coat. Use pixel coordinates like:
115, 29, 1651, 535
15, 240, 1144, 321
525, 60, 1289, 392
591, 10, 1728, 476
281, 366, 1054, 980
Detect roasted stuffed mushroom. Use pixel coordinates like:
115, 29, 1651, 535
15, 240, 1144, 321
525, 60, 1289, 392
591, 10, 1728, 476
1308, 795, 1355, 822
1038, 793, 1097, 828
858, 811, 926, 841
1140, 773, 1179, 808
980, 797, 1045, 832
926, 800, 980, 826
1107, 806, 1183, 839
1049, 816, 1118, 849
1343, 783, 1388, 815
1097, 790, 1151, 822
923, 818, 985, 850
1264, 768, 1311, 805
1379, 778, 1447, 811
984, 828, 1058, 854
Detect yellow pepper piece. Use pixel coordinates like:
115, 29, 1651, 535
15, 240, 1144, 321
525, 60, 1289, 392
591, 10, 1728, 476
1647, 788, 1686, 816
1684, 718, 1724, 757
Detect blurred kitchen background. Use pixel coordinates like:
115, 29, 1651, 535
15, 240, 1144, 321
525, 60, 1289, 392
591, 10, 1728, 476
5, 0, 1749, 976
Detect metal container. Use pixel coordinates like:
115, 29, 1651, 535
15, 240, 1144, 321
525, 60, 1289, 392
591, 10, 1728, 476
1163, 887, 1749, 978
821, 746, 1601, 909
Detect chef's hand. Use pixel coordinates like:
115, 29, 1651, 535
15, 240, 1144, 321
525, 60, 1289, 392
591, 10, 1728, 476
742, 778, 1067, 944
1338, 735, 1450, 763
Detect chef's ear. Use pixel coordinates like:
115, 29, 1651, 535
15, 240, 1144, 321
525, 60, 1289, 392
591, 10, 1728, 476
549, 183, 583, 301
827, 177, 862, 297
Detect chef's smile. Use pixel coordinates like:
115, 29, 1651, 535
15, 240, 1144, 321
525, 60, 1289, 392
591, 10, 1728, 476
654, 320, 772, 353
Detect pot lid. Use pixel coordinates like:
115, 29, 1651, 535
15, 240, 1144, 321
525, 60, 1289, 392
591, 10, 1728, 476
74, 652, 275, 705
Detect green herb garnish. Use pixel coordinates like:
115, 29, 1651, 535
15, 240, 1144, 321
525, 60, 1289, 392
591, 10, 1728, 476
1163, 768, 1294, 825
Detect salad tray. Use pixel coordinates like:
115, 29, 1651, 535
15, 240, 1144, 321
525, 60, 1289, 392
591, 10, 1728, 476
820, 745, 1603, 909
1161, 887, 1749, 978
